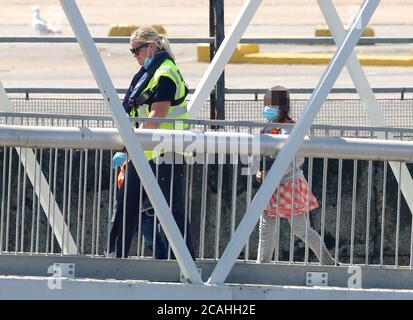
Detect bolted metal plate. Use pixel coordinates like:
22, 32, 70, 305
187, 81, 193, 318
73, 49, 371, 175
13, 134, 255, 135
306, 272, 328, 287
52, 263, 75, 278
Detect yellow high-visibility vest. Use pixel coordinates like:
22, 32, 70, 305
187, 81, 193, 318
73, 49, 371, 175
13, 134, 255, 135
130, 59, 189, 160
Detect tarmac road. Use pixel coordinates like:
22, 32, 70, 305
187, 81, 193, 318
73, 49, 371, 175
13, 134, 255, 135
0, 1, 412, 99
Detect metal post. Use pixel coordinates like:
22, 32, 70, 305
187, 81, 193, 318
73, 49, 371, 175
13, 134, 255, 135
215, 0, 226, 120
209, 0, 217, 121
188, 0, 261, 118
207, 0, 380, 285
318, 0, 413, 217
60, 0, 202, 284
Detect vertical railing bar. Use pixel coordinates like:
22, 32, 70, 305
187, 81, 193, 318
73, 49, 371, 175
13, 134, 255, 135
61, 149, 68, 256
365, 160, 373, 265
320, 157, 328, 265
81, 149, 88, 255
230, 155, 238, 237
136, 180, 143, 258
5, 148, 13, 252
140, 228, 145, 257
157, 161, 163, 260
35, 149, 43, 254
165, 160, 172, 260
350, 160, 358, 265
289, 158, 297, 264
396, 132, 405, 267
410, 169, 413, 268
45, 148, 53, 255
91, 150, 99, 256
121, 161, 128, 258
107, 150, 114, 258
246, 125, 256, 261
304, 160, 310, 264
20, 148, 28, 253
66, 149, 74, 255
51, 148, 58, 254
199, 153, 208, 259
335, 158, 343, 264
274, 181, 281, 263
245, 155, 253, 262
215, 156, 224, 260
15, 147, 22, 254
96, 149, 103, 256
261, 157, 270, 263
395, 161, 402, 268
184, 163, 191, 250
305, 157, 314, 263
187, 163, 194, 249
30, 148, 38, 254
380, 161, 387, 266
76, 150, 84, 253
0, 147, 7, 252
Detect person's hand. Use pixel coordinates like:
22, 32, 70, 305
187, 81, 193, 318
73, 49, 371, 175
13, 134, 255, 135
112, 152, 127, 169
256, 171, 266, 182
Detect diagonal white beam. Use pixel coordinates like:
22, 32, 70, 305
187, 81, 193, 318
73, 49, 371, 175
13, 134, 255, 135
0, 80, 77, 254
318, 0, 385, 126
319, 0, 413, 216
0, 81, 11, 110
187, 0, 262, 118
59, 0, 202, 284
208, 0, 381, 285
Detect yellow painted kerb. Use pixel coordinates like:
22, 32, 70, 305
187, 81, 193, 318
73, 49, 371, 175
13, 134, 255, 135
197, 43, 259, 62
236, 53, 413, 67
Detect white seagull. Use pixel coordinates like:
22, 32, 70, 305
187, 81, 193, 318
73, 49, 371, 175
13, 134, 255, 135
32, 5, 61, 34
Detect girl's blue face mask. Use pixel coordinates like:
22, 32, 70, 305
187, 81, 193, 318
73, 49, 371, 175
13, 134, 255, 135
261, 106, 280, 121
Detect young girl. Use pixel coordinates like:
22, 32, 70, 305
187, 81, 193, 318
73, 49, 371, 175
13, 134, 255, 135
256, 86, 336, 265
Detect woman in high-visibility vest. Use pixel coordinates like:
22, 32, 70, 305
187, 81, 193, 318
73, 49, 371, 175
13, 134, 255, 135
256, 86, 336, 265
108, 27, 195, 259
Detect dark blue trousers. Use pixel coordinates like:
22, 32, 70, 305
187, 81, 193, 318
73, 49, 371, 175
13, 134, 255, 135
108, 156, 195, 259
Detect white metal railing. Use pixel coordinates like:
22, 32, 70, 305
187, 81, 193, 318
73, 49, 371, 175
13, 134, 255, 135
1, 112, 413, 138
1, 0, 410, 286
5, 87, 413, 101
1, 36, 412, 45
0, 125, 412, 269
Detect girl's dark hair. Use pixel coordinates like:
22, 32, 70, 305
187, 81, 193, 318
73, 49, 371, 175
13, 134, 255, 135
264, 86, 294, 123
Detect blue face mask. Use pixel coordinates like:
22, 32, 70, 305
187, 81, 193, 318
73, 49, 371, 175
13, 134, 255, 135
143, 49, 153, 69
261, 106, 280, 121
143, 56, 153, 69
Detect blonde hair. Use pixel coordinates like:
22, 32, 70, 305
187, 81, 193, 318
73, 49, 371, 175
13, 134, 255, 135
130, 27, 175, 60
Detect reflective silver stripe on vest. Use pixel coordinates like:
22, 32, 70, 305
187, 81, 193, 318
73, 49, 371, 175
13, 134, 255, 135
167, 104, 188, 118
158, 66, 182, 100
139, 104, 150, 117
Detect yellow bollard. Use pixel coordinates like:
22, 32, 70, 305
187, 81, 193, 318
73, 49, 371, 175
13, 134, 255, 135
315, 25, 375, 38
